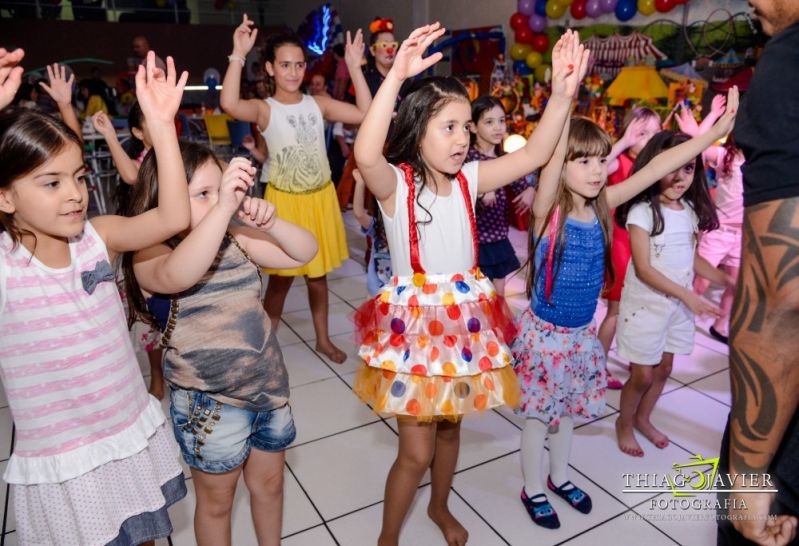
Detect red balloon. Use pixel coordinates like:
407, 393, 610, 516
570, 0, 587, 19
655, 0, 675, 11
531, 33, 549, 53
510, 12, 529, 31
516, 27, 535, 45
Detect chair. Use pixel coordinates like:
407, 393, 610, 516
203, 113, 232, 147
226, 120, 252, 152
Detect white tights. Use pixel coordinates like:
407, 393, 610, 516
520, 417, 574, 496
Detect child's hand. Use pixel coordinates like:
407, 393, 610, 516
39, 63, 74, 106
481, 191, 497, 207
675, 105, 700, 137
135, 51, 188, 126
232, 13, 257, 57
709, 94, 727, 120
709, 86, 739, 139
550, 29, 590, 99
238, 196, 276, 230
92, 111, 115, 137
0, 47, 25, 110
242, 134, 256, 151
219, 157, 255, 215
344, 29, 365, 70
513, 186, 535, 214
390, 23, 446, 81
684, 292, 723, 319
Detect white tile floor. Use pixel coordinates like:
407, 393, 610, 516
0, 215, 735, 546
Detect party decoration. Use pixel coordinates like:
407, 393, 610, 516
570, 0, 587, 18
534, 0, 547, 16
518, 0, 537, 15
297, 3, 342, 56
534, 64, 551, 83
525, 51, 543, 69
545, 0, 567, 18
615, 0, 637, 21
510, 42, 533, 61
513, 59, 533, 75
528, 14, 547, 33
504, 134, 527, 153
600, 0, 617, 12
605, 65, 668, 105
655, 0, 675, 12
586, 0, 603, 18
637, 0, 656, 16
584, 32, 666, 78
515, 27, 535, 44
510, 12, 529, 30
531, 33, 549, 53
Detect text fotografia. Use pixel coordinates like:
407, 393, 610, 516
622, 453, 777, 497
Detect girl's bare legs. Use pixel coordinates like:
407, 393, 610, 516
191, 466, 243, 546
244, 449, 286, 546
615, 363, 654, 457
428, 419, 468, 546
306, 275, 346, 363
597, 300, 623, 389
147, 348, 165, 400
263, 274, 294, 331
491, 277, 505, 297
633, 353, 673, 449
378, 419, 437, 546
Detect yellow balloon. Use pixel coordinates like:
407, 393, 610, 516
545, 0, 567, 18
557, 0, 573, 5
510, 42, 532, 61
535, 64, 551, 83
525, 51, 543, 69
638, 0, 656, 16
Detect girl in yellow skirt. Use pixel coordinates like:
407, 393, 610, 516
352, 24, 588, 546
221, 14, 372, 362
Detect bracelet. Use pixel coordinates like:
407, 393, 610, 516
228, 54, 246, 67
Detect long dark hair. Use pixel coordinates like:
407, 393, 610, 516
386, 76, 470, 230
121, 140, 222, 330
615, 131, 719, 236
0, 108, 82, 248
470, 95, 505, 156
524, 117, 615, 299
719, 133, 742, 179
262, 33, 306, 97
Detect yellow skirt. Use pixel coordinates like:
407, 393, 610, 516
264, 182, 349, 277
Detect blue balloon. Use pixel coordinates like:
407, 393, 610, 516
513, 60, 533, 75
615, 0, 636, 21
534, 0, 547, 17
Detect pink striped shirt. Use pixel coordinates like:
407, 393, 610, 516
0, 222, 165, 484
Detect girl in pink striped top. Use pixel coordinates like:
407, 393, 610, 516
0, 52, 190, 546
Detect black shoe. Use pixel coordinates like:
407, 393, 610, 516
709, 326, 729, 345
547, 476, 592, 514
520, 487, 560, 529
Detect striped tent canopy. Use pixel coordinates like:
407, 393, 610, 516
584, 33, 667, 80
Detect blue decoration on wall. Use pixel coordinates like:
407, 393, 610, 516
306, 4, 332, 56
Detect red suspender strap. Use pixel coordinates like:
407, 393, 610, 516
399, 163, 425, 274
544, 205, 560, 302
455, 170, 480, 268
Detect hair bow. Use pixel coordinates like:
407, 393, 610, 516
369, 17, 394, 35
81, 259, 115, 295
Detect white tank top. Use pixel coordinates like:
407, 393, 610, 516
261, 95, 332, 192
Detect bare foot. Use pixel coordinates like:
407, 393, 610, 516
315, 340, 347, 364
615, 418, 644, 457
634, 419, 669, 449
428, 506, 469, 546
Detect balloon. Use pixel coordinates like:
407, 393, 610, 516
571, 0, 587, 19
637, 0, 656, 16
615, 0, 637, 20
535, 64, 551, 83
525, 51, 543, 68
586, 0, 603, 17
545, 0, 567, 18
510, 11, 529, 30
534, 0, 548, 16
515, 27, 535, 44
510, 42, 533, 61
655, 0, 675, 11
518, 0, 536, 15
531, 33, 550, 53
557, 0, 574, 5
600, 0, 617, 12
528, 14, 547, 32
513, 60, 533, 76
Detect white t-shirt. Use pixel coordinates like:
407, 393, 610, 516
379, 162, 479, 277
626, 201, 698, 271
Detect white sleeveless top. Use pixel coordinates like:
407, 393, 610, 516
261, 95, 332, 192
0, 222, 165, 484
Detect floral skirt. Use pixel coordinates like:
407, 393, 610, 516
353, 268, 520, 421
511, 309, 606, 426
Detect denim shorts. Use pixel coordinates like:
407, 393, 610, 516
169, 387, 296, 473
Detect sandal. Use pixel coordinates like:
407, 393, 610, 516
520, 487, 560, 529
606, 369, 623, 390
709, 326, 729, 345
547, 476, 592, 514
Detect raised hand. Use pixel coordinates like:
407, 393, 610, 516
550, 30, 590, 99
92, 111, 114, 137
513, 186, 535, 214
218, 157, 255, 215
135, 51, 188, 126
391, 23, 446, 81
709, 86, 739, 139
39, 63, 74, 106
344, 29, 365, 70
0, 47, 25, 110
238, 196, 277, 230
232, 13, 258, 57
675, 105, 700, 137
709, 94, 726, 119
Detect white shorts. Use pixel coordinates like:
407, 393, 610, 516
698, 224, 742, 269
616, 269, 695, 365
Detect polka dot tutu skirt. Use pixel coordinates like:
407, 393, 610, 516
353, 268, 521, 421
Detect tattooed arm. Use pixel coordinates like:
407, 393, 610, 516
728, 197, 799, 545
